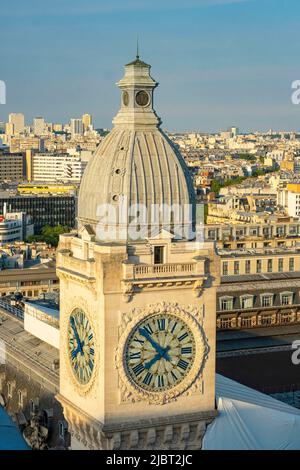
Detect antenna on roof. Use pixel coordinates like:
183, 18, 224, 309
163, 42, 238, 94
136, 35, 139, 59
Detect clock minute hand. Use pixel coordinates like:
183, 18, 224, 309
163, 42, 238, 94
144, 346, 171, 369
160, 345, 171, 361
139, 327, 164, 355
70, 317, 84, 355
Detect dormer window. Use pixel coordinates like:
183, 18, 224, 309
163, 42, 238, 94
280, 292, 293, 306
219, 296, 234, 311
240, 295, 254, 309
261, 293, 273, 308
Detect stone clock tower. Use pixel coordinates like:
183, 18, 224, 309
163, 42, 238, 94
56, 54, 219, 450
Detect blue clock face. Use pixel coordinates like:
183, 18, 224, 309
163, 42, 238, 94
68, 309, 95, 385
125, 314, 196, 392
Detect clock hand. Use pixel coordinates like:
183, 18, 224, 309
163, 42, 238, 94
160, 345, 171, 362
139, 327, 165, 355
144, 353, 161, 369
71, 346, 80, 359
144, 346, 171, 369
70, 317, 84, 355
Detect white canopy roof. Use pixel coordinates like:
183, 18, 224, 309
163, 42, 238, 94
203, 374, 300, 450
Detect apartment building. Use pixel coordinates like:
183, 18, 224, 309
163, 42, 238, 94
0, 152, 25, 181
204, 219, 300, 331
28, 153, 87, 183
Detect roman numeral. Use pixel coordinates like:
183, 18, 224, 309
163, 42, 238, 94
171, 371, 178, 382
134, 337, 145, 345
143, 372, 153, 386
171, 322, 178, 333
129, 352, 141, 360
158, 375, 165, 388
88, 360, 94, 371
178, 332, 188, 342
144, 323, 153, 335
88, 333, 93, 341
132, 363, 145, 376
181, 347, 192, 354
90, 348, 94, 356
178, 359, 189, 370
157, 318, 165, 331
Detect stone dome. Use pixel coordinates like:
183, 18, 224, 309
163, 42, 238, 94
78, 56, 196, 242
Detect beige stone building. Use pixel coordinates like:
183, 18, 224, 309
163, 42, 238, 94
56, 55, 220, 450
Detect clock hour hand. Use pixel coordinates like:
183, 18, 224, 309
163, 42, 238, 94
144, 345, 171, 370
70, 317, 84, 356
71, 340, 85, 360
161, 345, 171, 361
144, 353, 161, 370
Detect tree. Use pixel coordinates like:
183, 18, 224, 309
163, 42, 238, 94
211, 180, 222, 195
26, 225, 70, 247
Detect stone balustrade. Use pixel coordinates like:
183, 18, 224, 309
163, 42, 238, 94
123, 261, 205, 280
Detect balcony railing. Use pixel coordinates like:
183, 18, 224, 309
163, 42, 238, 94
123, 261, 204, 280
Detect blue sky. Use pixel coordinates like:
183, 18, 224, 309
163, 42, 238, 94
1, 0, 300, 132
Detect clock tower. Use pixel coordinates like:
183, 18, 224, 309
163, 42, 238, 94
56, 54, 219, 450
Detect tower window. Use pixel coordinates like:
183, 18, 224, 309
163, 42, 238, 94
154, 246, 164, 264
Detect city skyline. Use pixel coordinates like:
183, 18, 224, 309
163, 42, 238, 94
1, 0, 300, 132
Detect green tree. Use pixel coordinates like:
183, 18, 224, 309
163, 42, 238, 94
26, 224, 70, 247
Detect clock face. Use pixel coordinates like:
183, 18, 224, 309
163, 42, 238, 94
135, 90, 150, 107
122, 91, 129, 106
68, 309, 95, 385
125, 314, 196, 392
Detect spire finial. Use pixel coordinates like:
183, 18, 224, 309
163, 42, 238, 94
136, 35, 139, 59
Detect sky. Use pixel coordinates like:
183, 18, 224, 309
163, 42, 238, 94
1, 0, 300, 133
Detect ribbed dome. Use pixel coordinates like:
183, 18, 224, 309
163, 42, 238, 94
78, 57, 195, 241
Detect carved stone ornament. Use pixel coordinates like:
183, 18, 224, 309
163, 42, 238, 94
193, 279, 206, 298
115, 302, 209, 405
121, 281, 134, 302
61, 296, 99, 397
